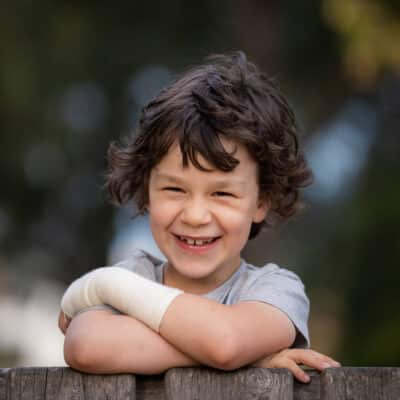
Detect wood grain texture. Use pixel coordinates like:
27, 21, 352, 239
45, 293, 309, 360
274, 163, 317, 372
2, 367, 400, 399
43, 368, 84, 400
321, 367, 400, 400
6, 367, 136, 400
0, 368, 10, 400
135, 374, 165, 400
79, 371, 136, 400
165, 367, 293, 400
8, 367, 48, 400
293, 370, 321, 400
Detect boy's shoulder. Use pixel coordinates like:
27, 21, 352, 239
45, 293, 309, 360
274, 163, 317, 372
235, 261, 309, 310
235, 260, 310, 348
211, 259, 306, 302
239, 260, 306, 289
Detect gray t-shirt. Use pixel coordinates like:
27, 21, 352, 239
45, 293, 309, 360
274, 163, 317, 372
82, 249, 310, 348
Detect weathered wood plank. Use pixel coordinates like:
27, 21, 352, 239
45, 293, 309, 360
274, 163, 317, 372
321, 367, 400, 400
45, 367, 136, 400
135, 374, 165, 400
0, 368, 9, 400
2, 366, 400, 400
81, 371, 136, 400
43, 368, 84, 400
165, 367, 293, 400
293, 370, 321, 400
5, 367, 136, 400
8, 367, 48, 400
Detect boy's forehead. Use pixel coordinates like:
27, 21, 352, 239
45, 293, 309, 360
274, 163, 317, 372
156, 141, 230, 171
152, 170, 248, 188
164, 138, 250, 166
151, 140, 258, 186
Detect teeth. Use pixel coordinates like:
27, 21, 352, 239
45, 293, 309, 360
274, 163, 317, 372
179, 236, 215, 246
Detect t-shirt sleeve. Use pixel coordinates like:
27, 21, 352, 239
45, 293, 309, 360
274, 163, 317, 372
74, 250, 160, 316
237, 264, 310, 348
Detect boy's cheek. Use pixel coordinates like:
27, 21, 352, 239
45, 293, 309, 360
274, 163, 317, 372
214, 205, 256, 228
148, 203, 182, 232
148, 198, 179, 216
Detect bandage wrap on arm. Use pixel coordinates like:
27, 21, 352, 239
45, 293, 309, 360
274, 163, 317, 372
61, 267, 183, 332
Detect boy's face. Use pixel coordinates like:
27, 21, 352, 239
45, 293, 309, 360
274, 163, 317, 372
147, 140, 268, 293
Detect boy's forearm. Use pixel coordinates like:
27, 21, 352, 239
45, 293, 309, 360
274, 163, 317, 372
159, 294, 295, 370
159, 294, 236, 369
64, 311, 199, 374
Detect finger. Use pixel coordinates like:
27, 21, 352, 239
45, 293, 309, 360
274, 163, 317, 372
258, 356, 310, 383
279, 359, 311, 383
64, 314, 71, 329
304, 350, 341, 368
58, 311, 71, 335
58, 311, 65, 333
322, 355, 340, 367
291, 350, 340, 370
63, 314, 72, 331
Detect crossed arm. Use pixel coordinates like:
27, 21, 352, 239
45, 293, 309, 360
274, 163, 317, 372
59, 268, 340, 381
61, 310, 199, 375
62, 295, 295, 368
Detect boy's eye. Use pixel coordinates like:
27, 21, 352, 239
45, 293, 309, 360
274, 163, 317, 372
214, 191, 234, 197
163, 187, 184, 192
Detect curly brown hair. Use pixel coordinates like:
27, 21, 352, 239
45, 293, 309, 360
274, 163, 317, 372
106, 51, 312, 239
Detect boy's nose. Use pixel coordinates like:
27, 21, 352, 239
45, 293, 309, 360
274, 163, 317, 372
180, 198, 212, 226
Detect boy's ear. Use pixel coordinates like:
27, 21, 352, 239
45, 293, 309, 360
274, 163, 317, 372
252, 198, 270, 223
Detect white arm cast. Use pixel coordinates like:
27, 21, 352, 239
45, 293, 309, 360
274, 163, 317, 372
60, 267, 183, 332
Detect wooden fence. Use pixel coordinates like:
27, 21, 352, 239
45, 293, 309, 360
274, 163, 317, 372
0, 367, 399, 399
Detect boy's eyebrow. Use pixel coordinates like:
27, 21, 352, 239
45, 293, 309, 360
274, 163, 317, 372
153, 172, 247, 188
153, 172, 182, 183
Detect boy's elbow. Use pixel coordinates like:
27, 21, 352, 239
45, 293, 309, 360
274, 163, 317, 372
207, 333, 243, 371
64, 334, 97, 372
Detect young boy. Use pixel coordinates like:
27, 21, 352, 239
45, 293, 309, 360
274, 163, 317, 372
58, 52, 340, 382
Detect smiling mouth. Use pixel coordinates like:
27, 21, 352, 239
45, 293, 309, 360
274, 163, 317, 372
176, 235, 220, 246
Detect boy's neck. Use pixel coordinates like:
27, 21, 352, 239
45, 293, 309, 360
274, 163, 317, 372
163, 261, 242, 295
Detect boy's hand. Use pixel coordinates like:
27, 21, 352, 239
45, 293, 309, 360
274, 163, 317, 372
251, 349, 341, 383
58, 310, 72, 334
